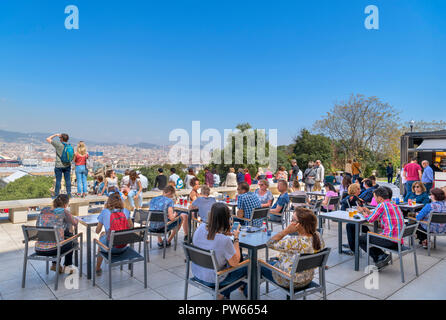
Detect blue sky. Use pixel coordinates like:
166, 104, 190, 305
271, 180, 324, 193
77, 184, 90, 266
0, 0, 445, 145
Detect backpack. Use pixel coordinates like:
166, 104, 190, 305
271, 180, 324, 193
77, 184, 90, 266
176, 178, 184, 189
107, 210, 129, 248
60, 143, 74, 165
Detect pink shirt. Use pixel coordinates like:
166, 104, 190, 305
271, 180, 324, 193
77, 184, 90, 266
323, 191, 338, 211
404, 163, 422, 181
74, 153, 89, 166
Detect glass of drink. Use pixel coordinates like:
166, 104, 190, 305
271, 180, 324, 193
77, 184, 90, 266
413, 200, 416, 206
179, 198, 183, 206
408, 199, 412, 206
348, 208, 354, 218
226, 197, 230, 204
184, 200, 188, 207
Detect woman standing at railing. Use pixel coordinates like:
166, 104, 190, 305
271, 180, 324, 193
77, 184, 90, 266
74, 141, 89, 197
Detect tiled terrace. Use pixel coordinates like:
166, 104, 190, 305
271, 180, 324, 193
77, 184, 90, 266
1, 214, 445, 300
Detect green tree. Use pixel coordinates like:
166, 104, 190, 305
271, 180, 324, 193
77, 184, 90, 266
292, 129, 333, 172
138, 163, 187, 190
0, 175, 54, 201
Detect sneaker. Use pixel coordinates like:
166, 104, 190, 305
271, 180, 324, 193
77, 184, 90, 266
375, 254, 391, 270
157, 241, 164, 248
165, 240, 172, 248
64, 266, 75, 275
341, 249, 354, 256
183, 235, 189, 242
342, 244, 350, 249
50, 264, 64, 273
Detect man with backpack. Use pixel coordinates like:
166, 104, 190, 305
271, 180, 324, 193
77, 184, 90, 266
46, 133, 74, 198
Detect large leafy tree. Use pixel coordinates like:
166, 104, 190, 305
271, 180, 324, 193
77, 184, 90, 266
292, 129, 333, 172
0, 175, 53, 201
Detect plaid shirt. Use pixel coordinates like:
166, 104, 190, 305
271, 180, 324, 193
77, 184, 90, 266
237, 192, 262, 227
367, 200, 404, 241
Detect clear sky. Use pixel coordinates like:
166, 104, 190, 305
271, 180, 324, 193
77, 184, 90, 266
0, 0, 444, 145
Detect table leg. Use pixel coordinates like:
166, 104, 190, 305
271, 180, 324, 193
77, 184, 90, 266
373, 221, 378, 233
249, 249, 259, 300
354, 223, 360, 271
188, 211, 192, 244
74, 225, 79, 267
87, 226, 92, 279
338, 221, 343, 254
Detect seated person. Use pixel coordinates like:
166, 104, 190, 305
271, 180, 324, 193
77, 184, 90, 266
236, 182, 262, 226
358, 179, 375, 204
404, 181, 430, 205
415, 188, 446, 248
339, 175, 352, 200
289, 180, 308, 209
191, 203, 248, 300
189, 177, 201, 202
261, 208, 325, 289
341, 183, 364, 211
368, 175, 379, 190
347, 187, 405, 269
190, 185, 216, 223
324, 173, 336, 185
95, 193, 133, 275
149, 186, 186, 247
35, 194, 78, 274
254, 179, 274, 208
321, 183, 338, 212
269, 180, 290, 222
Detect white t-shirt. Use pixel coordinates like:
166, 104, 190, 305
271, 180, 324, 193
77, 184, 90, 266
169, 173, 180, 184
121, 175, 130, 188
298, 170, 303, 181
184, 174, 195, 189
139, 174, 148, 189
213, 174, 220, 186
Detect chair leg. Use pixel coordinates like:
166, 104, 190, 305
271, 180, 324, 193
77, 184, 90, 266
130, 263, 134, 277
46, 260, 49, 275
434, 236, 437, 249
428, 235, 431, 256
120, 264, 123, 271
389, 252, 393, 265
109, 263, 112, 299
399, 253, 405, 283
79, 244, 83, 278
22, 256, 27, 288
93, 245, 96, 286
413, 249, 419, 277
55, 258, 60, 291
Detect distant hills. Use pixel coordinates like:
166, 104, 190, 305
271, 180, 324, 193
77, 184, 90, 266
0, 129, 161, 149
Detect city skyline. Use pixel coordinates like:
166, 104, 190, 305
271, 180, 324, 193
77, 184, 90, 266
1, 0, 445, 145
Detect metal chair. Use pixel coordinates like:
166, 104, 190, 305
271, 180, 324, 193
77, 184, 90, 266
410, 212, 446, 256
367, 222, 419, 283
257, 247, 331, 300
93, 227, 148, 298
183, 243, 251, 300
235, 207, 270, 227
287, 195, 309, 224
268, 202, 289, 230
22, 225, 83, 290
146, 209, 181, 259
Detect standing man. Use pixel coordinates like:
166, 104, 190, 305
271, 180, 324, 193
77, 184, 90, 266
352, 159, 361, 183
46, 133, 73, 198
421, 160, 434, 193
315, 160, 325, 185
204, 167, 214, 187
345, 160, 353, 178
386, 163, 394, 184
403, 158, 422, 196
154, 168, 167, 190
289, 159, 300, 186
169, 168, 180, 187
236, 168, 245, 184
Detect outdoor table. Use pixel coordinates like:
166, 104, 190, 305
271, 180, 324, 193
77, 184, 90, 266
239, 230, 276, 300
75, 214, 100, 279
306, 191, 326, 201
318, 210, 367, 271
217, 200, 237, 215
173, 205, 198, 245
398, 203, 424, 215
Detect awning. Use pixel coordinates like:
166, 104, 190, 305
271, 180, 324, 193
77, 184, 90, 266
416, 139, 446, 152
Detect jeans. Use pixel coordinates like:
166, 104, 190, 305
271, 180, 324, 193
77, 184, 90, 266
423, 183, 433, 193
128, 190, 142, 208
193, 266, 248, 298
406, 180, 417, 195
75, 165, 88, 194
305, 184, 314, 192
352, 174, 360, 183
387, 174, 393, 183
260, 260, 280, 284
346, 224, 398, 262
55, 166, 71, 197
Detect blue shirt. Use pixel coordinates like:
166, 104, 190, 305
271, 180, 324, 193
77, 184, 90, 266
237, 192, 262, 227
149, 195, 175, 230
416, 201, 446, 233
422, 165, 434, 183
98, 208, 131, 233
359, 188, 374, 204
236, 172, 245, 183
404, 192, 430, 205
254, 189, 274, 205
192, 197, 216, 222
272, 192, 290, 212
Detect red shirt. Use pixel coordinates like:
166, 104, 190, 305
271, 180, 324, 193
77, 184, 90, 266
404, 162, 421, 181
244, 173, 252, 185
74, 153, 89, 166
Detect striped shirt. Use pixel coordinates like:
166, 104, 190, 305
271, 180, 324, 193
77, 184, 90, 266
366, 200, 404, 241
237, 192, 262, 227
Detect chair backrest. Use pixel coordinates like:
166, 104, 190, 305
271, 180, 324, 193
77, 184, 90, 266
311, 199, 323, 212
22, 225, 60, 244
148, 209, 168, 224
251, 207, 270, 221
183, 243, 217, 270
292, 247, 331, 273
289, 195, 307, 204
328, 196, 341, 207
400, 222, 419, 239
133, 209, 150, 225
110, 227, 147, 247
430, 212, 446, 224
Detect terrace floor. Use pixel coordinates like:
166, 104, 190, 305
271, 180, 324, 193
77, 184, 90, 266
1, 184, 445, 300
